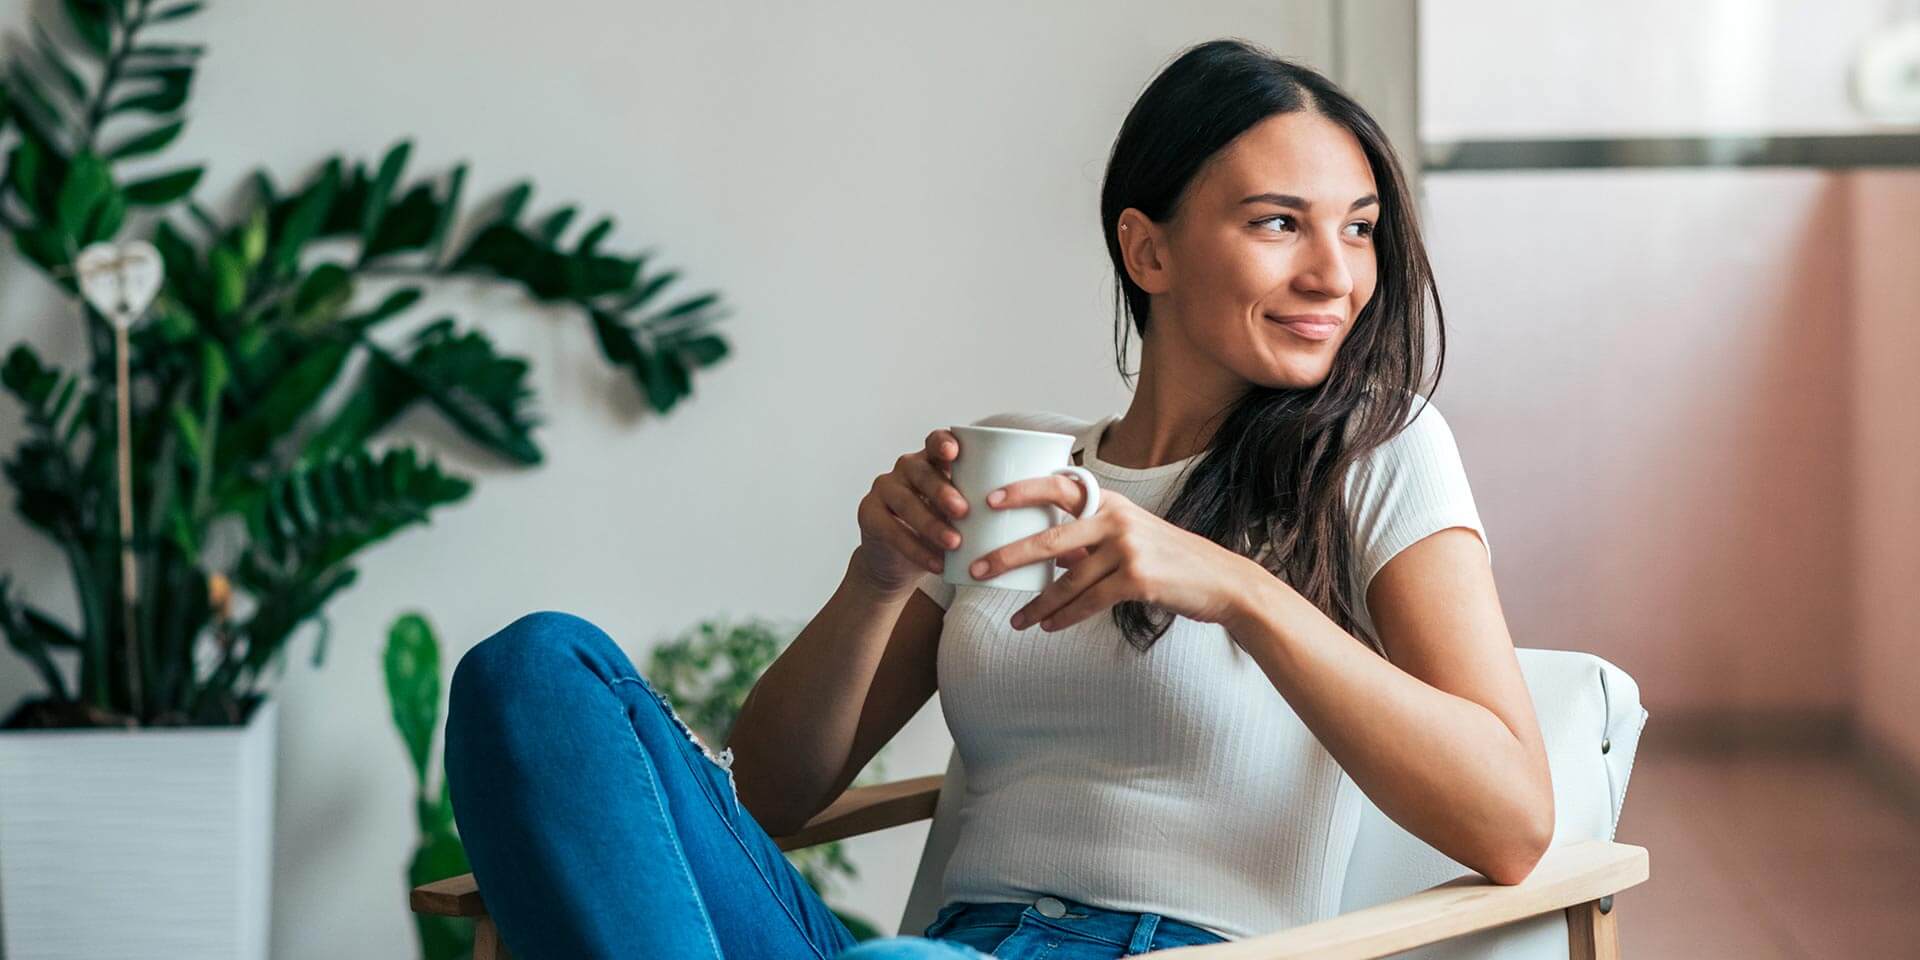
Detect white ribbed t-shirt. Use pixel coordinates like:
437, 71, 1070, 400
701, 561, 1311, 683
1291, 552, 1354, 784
912, 398, 1491, 941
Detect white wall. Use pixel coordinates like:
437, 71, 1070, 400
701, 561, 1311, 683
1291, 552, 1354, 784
0, 3, 1363, 957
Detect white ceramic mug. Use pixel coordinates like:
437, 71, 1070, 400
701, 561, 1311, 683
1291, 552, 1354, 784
942, 424, 1101, 593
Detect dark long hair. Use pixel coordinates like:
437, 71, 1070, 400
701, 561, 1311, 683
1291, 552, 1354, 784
1100, 39, 1443, 654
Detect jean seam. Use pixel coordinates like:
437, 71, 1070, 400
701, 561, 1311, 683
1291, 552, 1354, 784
611, 675, 839, 960
608, 680, 725, 960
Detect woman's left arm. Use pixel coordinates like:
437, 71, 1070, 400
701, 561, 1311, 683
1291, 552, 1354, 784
1220, 525, 1554, 885
971, 480, 1554, 884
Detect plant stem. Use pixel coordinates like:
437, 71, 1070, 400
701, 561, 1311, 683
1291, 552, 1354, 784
114, 323, 143, 720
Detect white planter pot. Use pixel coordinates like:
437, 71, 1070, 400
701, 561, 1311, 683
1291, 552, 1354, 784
0, 697, 277, 960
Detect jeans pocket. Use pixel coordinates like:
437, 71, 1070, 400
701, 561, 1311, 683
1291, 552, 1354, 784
937, 920, 1019, 957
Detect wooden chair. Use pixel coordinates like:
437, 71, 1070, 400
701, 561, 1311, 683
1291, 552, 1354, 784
412, 648, 1651, 959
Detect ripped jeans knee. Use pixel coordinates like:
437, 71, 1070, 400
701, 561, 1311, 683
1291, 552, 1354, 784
620, 674, 741, 808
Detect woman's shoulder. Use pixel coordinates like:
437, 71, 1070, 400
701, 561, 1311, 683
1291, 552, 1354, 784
963, 409, 1098, 435
1350, 391, 1462, 475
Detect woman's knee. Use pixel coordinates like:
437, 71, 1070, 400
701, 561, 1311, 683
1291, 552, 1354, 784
450, 610, 621, 705
838, 936, 994, 959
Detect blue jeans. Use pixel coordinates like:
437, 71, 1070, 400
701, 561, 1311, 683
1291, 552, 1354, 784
444, 611, 1229, 959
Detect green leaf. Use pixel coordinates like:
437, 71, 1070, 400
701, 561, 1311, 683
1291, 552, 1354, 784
9, 140, 49, 219
674, 333, 729, 366
384, 612, 440, 783
123, 166, 202, 205
0, 579, 75, 703
272, 159, 340, 276
169, 399, 204, 458
576, 217, 614, 254
128, 42, 208, 60
536, 205, 575, 243
361, 184, 438, 261
244, 446, 472, 576
107, 67, 193, 115
13, 227, 69, 276
290, 263, 352, 326
359, 140, 411, 253
495, 181, 532, 224
31, 23, 90, 106
83, 187, 126, 243
425, 163, 466, 263
218, 342, 351, 468
373, 318, 543, 465
105, 120, 186, 161
589, 308, 641, 366
240, 208, 269, 267
344, 286, 423, 332
60, 0, 113, 57
148, 1, 206, 23
655, 291, 720, 322
208, 245, 246, 315
620, 269, 679, 310
5, 64, 68, 140
55, 151, 110, 242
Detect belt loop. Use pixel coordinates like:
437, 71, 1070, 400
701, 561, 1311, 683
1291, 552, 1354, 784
1125, 912, 1161, 956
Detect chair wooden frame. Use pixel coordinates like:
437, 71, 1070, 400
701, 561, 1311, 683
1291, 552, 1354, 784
410, 773, 1648, 959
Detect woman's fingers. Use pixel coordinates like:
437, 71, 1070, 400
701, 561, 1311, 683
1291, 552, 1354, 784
861, 493, 945, 574
906, 454, 968, 521
924, 428, 959, 468
881, 474, 961, 553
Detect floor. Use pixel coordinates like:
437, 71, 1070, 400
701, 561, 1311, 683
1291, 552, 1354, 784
1612, 741, 1920, 957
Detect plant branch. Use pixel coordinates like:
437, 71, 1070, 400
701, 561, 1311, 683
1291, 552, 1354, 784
82, 0, 153, 151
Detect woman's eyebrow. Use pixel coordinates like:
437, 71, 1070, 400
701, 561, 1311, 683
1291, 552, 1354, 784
1240, 192, 1379, 211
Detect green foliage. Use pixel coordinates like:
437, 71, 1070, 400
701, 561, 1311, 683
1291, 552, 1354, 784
644, 616, 891, 942
0, 1, 736, 727
383, 613, 474, 960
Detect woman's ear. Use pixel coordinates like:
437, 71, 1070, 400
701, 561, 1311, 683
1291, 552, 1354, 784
1117, 208, 1172, 295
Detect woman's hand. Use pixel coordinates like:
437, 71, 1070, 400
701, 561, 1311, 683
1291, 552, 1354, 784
966, 477, 1258, 631
853, 427, 971, 594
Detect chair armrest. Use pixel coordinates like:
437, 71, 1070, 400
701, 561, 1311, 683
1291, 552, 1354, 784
409, 774, 947, 918
411, 872, 487, 918
1143, 839, 1649, 959
772, 774, 944, 851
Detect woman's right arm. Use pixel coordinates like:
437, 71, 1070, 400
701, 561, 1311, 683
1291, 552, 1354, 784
725, 428, 969, 835
726, 552, 944, 835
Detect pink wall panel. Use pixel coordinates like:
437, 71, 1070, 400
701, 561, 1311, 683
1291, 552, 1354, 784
1420, 170, 1856, 714
1847, 170, 1920, 769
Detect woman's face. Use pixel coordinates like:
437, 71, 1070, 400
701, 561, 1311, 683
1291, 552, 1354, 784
1121, 110, 1380, 391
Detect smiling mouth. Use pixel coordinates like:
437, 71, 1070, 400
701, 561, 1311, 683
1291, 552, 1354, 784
1264, 314, 1342, 341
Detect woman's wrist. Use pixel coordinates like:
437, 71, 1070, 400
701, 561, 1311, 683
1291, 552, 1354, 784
845, 544, 923, 602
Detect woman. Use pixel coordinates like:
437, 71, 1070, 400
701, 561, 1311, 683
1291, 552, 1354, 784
444, 38, 1552, 960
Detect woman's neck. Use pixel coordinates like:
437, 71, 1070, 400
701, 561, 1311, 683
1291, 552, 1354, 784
1104, 341, 1242, 469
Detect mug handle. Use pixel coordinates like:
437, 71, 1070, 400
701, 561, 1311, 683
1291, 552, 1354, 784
1051, 465, 1101, 520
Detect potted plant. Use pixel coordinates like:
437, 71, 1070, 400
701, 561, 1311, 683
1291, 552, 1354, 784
0, 2, 732, 956
384, 612, 891, 960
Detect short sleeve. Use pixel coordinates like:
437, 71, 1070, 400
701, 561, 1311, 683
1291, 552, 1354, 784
1344, 399, 1492, 602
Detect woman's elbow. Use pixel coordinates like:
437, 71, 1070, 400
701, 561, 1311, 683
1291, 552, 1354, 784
1481, 794, 1555, 885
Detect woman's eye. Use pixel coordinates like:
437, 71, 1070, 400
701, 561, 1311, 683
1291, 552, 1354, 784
1254, 215, 1294, 232
1345, 220, 1375, 238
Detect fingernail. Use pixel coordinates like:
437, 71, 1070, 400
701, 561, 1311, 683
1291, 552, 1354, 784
1010, 613, 1026, 629
987, 489, 1005, 506
945, 532, 960, 548
970, 560, 988, 578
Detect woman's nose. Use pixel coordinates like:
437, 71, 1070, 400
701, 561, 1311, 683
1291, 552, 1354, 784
1291, 229, 1354, 299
